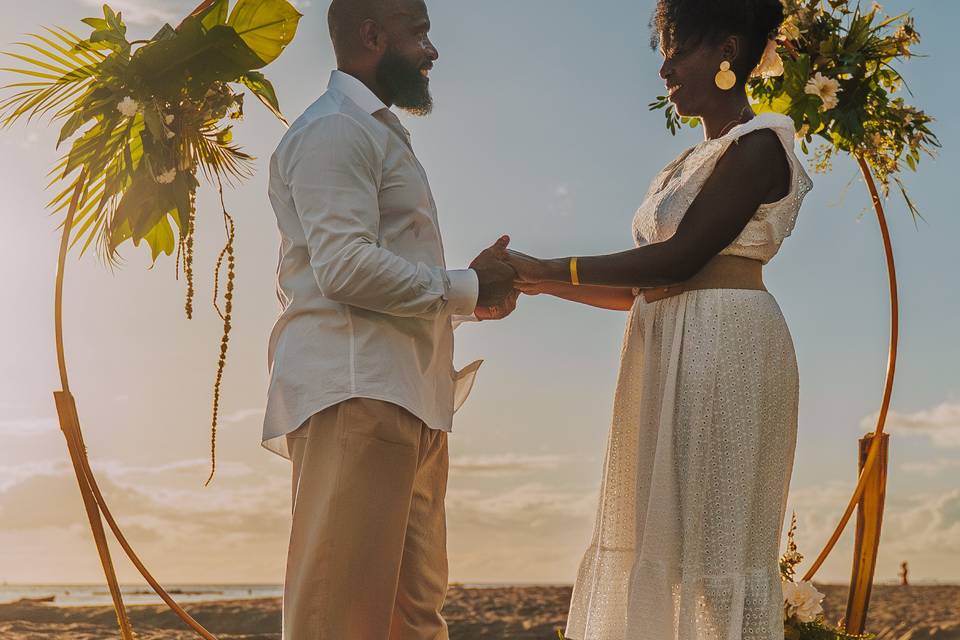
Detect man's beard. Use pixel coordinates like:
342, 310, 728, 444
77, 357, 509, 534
376, 46, 433, 116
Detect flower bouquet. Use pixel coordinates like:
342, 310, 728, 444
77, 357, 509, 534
1, 0, 302, 483
651, 0, 939, 216
779, 515, 875, 640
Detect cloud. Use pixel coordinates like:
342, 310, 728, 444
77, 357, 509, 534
446, 483, 598, 583
0, 461, 61, 491
450, 453, 568, 476
79, 0, 182, 25
448, 483, 595, 531
861, 401, 960, 448
0, 458, 292, 582
221, 408, 265, 424
0, 415, 58, 437
0, 460, 288, 539
97, 458, 254, 480
548, 183, 574, 217
899, 458, 960, 478
784, 480, 960, 581
880, 489, 960, 555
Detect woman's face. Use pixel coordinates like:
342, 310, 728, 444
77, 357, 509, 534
658, 32, 728, 118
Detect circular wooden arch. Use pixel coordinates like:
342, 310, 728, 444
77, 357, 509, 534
48, 154, 897, 638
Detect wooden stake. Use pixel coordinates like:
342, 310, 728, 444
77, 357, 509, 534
844, 432, 890, 634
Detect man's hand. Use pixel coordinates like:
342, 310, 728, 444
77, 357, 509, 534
470, 236, 517, 309
474, 289, 520, 321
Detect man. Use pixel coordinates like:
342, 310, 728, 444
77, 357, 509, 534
261, 0, 517, 637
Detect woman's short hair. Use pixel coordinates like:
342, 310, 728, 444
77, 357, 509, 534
652, 0, 786, 75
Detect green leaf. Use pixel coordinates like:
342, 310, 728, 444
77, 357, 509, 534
57, 108, 93, 146
129, 17, 263, 93
81, 18, 110, 31
227, 0, 303, 65
200, 0, 231, 31
141, 211, 176, 261
142, 102, 166, 142
237, 71, 287, 124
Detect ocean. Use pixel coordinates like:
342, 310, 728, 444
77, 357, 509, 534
0, 584, 283, 607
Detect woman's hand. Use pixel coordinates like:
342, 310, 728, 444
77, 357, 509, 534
505, 249, 548, 285
515, 281, 551, 296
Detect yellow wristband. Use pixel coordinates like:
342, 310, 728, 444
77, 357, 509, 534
570, 257, 580, 286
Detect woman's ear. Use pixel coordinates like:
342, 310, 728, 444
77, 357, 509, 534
721, 35, 741, 67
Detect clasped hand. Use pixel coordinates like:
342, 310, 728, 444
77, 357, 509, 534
469, 237, 548, 320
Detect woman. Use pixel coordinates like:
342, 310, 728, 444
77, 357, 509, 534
505, 1, 812, 638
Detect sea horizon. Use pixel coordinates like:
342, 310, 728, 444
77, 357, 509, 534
3, 579, 958, 608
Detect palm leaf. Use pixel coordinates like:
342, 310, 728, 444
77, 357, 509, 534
46, 26, 106, 65
187, 124, 254, 186
0, 35, 99, 127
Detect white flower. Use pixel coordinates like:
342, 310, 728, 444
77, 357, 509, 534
795, 601, 823, 623
804, 73, 840, 111
164, 114, 175, 125
782, 581, 825, 623
166, 130, 176, 139
117, 96, 140, 118
156, 168, 177, 184
752, 39, 784, 78
780, 17, 801, 41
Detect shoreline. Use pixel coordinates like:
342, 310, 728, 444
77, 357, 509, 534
1, 584, 958, 639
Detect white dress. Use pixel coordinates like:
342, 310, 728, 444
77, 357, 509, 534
566, 113, 814, 640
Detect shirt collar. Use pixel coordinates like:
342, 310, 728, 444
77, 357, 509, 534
328, 70, 388, 115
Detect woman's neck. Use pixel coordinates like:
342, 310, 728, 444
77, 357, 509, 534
701, 93, 755, 140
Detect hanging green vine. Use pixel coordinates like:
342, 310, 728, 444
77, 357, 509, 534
1, 0, 301, 484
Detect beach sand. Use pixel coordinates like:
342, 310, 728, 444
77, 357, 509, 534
1, 584, 957, 639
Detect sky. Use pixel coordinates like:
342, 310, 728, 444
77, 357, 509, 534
0, 0, 958, 588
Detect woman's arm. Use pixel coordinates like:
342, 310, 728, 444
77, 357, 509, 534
511, 129, 790, 287
518, 281, 636, 311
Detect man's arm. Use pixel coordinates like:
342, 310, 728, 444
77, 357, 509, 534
283, 113, 478, 317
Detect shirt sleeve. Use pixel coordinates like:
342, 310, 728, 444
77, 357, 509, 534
283, 113, 479, 317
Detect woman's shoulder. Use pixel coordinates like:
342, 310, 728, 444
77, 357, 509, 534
728, 112, 796, 138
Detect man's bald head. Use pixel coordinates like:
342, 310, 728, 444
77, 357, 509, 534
326, 0, 437, 115
328, 0, 423, 59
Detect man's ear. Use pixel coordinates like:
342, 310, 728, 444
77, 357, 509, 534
359, 19, 387, 54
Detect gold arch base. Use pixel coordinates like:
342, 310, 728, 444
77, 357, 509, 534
50, 157, 898, 638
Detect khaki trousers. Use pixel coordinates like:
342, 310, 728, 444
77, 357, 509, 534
283, 398, 450, 640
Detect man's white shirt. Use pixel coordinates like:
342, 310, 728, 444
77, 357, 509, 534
262, 70, 481, 458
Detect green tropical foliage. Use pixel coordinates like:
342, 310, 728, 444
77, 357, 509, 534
1, 0, 299, 261
0, 0, 301, 483
650, 0, 939, 218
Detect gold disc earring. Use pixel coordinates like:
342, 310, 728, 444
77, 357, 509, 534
715, 60, 737, 90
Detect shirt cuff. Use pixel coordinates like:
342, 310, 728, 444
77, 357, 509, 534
452, 313, 479, 330
445, 269, 480, 316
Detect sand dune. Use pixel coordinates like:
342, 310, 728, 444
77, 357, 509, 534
1, 584, 957, 639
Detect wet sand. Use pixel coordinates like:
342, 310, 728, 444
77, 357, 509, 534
1, 583, 957, 639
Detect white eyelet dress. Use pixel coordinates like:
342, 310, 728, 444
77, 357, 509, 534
565, 113, 814, 640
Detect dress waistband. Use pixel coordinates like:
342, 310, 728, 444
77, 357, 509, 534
640, 255, 765, 304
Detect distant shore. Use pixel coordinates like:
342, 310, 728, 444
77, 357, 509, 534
1, 584, 958, 639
